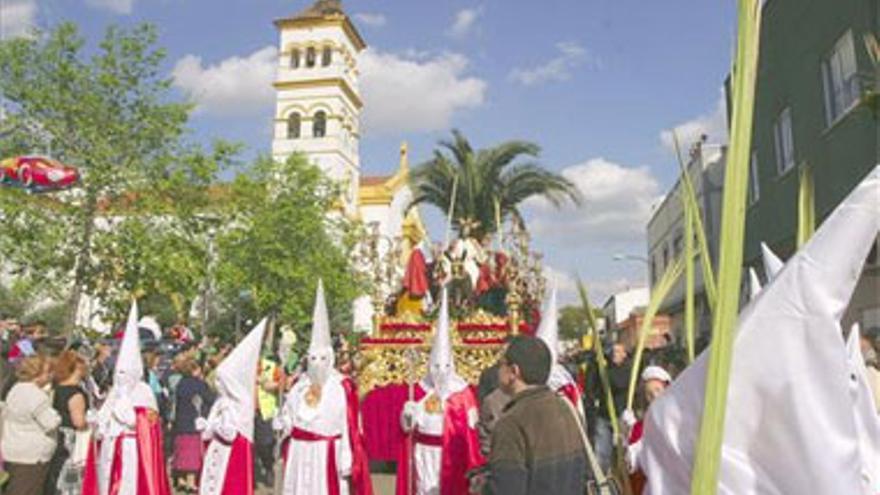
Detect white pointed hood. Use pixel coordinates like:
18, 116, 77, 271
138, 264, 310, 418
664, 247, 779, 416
748, 267, 762, 300
115, 301, 144, 387
760, 241, 784, 280
308, 279, 332, 354
106, 300, 155, 416
423, 288, 467, 399
215, 318, 267, 441
536, 285, 560, 359
536, 285, 576, 389
640, 165, 880, 494
306, 280, 336, 385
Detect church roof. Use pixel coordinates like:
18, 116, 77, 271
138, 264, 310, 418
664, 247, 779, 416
274, 0, 366, 51
291, 0, 344, 21
359, 175, 392, 187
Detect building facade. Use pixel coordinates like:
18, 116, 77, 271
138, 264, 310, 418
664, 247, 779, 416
743, 0, 879, 330
601, 286, 649, 342
646, 142, 727, 343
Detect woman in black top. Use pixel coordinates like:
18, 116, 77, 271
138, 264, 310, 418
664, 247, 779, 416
46, 351, 89, 495
172, 357, 215, 493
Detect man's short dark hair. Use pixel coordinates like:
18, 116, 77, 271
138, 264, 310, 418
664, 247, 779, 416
504, 335, 551, 385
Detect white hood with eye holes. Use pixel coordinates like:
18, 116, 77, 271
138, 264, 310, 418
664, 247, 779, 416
421, 288, 468, 400
306, 280, 335, 386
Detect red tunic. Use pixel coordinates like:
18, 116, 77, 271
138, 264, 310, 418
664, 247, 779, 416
403, 249, 429, 297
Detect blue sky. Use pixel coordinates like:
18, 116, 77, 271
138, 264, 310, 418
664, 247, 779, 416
3, 0, 736, 303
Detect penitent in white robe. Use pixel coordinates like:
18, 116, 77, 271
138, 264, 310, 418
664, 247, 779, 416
409, 391, 445, 495
198, 398, 242, 495
95, 383, 157, 495
276, 372, 353, 495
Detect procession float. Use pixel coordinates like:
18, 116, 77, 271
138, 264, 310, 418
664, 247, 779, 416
353, 218, 549, 462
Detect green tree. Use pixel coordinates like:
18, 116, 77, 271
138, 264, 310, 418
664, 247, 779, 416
558, 304, 600, 340
213, 153, 365, 342
0, 23, 233, 328
409, 129, 581, 237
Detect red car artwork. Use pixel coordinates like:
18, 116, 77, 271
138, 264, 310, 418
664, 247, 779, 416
0, 155, 80, 192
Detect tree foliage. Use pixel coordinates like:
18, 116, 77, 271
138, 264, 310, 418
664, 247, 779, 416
213, 154, 365, 340
409, 129, 581, 237
0, 22, 234, 328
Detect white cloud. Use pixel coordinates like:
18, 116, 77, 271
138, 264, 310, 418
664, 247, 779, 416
0, 0, 37, 38
85, 0, 134, 14
169, 45, 487, 131
543, 265, 645, 305
526, 158, 662, 243
359, 48, 487, 134
660, 91, 729, 153
446, 8, 481, 40
354, 13, 387, 28
171, 46, 278, 117
509, 41, 594, 86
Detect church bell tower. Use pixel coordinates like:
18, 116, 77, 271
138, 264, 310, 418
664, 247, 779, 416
272, 0, 365, 211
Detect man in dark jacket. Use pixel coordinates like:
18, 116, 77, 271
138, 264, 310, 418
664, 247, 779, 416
486, 335, 587, 495
589, 342, 631, 473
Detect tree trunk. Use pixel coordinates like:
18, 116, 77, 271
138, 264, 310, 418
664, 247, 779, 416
65, 192, 98, 334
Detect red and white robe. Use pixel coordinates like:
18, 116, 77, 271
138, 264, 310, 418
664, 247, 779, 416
395, 383, 484, 495
198, 399, 254, 495
82, 401, 170, 495
275, 372, 372, 495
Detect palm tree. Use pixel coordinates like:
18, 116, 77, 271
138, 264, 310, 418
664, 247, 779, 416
409, 130, 581, 238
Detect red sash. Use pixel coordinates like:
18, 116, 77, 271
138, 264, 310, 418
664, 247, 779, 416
291, 427, 343, 495
413, 431, 443, 447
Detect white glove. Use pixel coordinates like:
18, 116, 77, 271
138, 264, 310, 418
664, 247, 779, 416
195, 417, 209, 432
400, 401, 418, 432
621, 409, 636, 429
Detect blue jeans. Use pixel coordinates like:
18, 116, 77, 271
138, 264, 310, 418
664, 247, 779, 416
594, 416, 614, 475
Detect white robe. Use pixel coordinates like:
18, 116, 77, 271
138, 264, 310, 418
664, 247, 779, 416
198, 398, 243, 495
276, 372, 352, 495
409, 392, 445, 495
94, 383, 157, 495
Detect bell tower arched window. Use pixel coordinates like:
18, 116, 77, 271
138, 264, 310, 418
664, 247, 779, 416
322, 46, 332, 66
287, 113, 301, 139
290, 49, 300, 69
306, 47, 316, 68
313, 111, 327, 138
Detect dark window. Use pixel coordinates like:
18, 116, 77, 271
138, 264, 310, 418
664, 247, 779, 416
313, 111, 327, 138
287, 113, 301, 139
290, 49, 300, 69
306, 47, 316, 68
322, 46, 332, 67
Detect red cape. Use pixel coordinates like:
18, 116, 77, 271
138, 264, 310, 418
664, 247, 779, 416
82, 407, 171, 495
341, 376, 374, 495
402, 248, 429, 297
395, 384, 485, 495
206, 434, 253, 495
